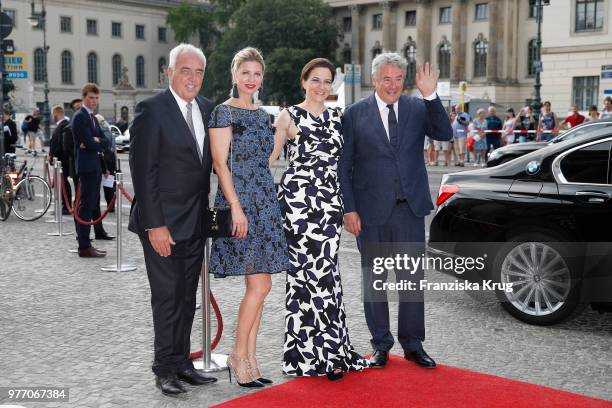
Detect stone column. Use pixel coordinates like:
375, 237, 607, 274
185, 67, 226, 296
350, 5, 361, 65
381, 1, 395, 51
487, 0, 499, 82
416, 0, 433, 63
451, 0, 468, 83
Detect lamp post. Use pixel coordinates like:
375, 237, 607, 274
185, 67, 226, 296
28, 0, 50, 146
532, 0, 550, 125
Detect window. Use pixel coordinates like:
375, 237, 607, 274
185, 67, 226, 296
60, 16, 71, 33
136, 24, 145, 40
474, 37, 488, 77
573, 76, 600, 111
529, 0, 538, 18
438, 42, 451, 79
561, 140, 611, 184
87, 52, 98, 84
527, 39, 537, 77
158, 27, 167, 42
86, 19, 98, 35
372, 14, 382, 30
404, 42, 417, 87
33, 48, 44, 83
61, 50, 73, 84
439, 7, 451, 24
405, 10, 416, 27
576, 0, 604, 32
4, 9, 16, 27
343, 17, 352, 33
475, 3, 488, 20
112, 54, 122, 85
112, 22, 122, 38
136, 56, 145, 87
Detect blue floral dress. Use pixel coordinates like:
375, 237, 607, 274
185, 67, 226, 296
208, 104, 290, 276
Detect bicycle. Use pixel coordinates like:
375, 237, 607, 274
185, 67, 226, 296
1, 153, 52, 221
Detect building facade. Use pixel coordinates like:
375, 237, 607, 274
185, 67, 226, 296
541, 0, 612, 114
2, 0, 187, 120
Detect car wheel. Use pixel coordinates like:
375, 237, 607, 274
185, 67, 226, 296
492, 233, 586, 325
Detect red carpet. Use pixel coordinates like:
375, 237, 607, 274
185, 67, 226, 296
212, 355, 612, 408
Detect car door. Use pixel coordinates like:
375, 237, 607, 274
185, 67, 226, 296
554, 137, 612, 302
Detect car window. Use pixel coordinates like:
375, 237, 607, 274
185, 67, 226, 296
552, 123, 612, 143
560, 140, 611, 184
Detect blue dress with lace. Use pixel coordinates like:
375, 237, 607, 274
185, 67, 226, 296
208, 104, 290, 276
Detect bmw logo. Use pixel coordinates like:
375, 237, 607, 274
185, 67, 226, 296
526, 161, 540, 175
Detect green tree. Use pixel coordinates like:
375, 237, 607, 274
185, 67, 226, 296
166, 1, 218, 54
206, 0, 339, 104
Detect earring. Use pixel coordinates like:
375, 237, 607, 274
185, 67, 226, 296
231, 83, 239, 98
258, 85, 265, 101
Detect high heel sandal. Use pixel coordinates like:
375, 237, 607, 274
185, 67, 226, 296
248, 353, 273, 385
227, 354, 264, 388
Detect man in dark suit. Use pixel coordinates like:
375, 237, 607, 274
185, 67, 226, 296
339, 52, 453, 370
3, 111, 17, 154
72, 83, 109, 257
128, 44, 217, 396
49, 105, 72, 214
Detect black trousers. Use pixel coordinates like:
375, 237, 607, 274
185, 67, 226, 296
139, 234, 203, 377
76, 171, 101, 249
357, 201, 426, 353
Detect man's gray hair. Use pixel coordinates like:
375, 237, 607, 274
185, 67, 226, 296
371, 52, 407, 78
168, 43, 206, 70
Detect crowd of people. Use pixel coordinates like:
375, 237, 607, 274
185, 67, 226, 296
424, 96, 612, 167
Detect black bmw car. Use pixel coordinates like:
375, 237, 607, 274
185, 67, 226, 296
486, 118, 612, 167
429, 127, 612, 325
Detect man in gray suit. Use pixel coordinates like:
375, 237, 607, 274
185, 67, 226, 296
339, 52, 452, 369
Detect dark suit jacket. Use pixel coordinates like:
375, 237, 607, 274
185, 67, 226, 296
128, 89, 214, 241
3, 118, 17, 154
72, 107, 106, 174
339, 93, 453, 225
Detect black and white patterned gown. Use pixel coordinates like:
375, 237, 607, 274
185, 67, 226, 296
279, 106, 368, 376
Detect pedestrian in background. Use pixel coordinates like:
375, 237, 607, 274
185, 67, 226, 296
515, 106, 536, 142
502, 108, 516, 145
452, 104, 470, 166
3, 111, 17, 154
49, 105, 73, 214
600, 96, 612, 119
95, 114, 117, 212
470, 108, 487, 166
586, 105, 600, 122
485, 106, 503, 155
537, 101, 558, 141
560, 104, 586, 129
23, 109, 43, 155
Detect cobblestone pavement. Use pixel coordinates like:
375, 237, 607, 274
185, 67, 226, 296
0, 151, 610, 407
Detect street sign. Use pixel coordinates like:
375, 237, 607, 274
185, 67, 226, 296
344, 64, 353, 83
602, 65, 612, 72
602, 71, 612, 79
3, 53, 28, 71
437, 81, 451, 97
7, 71, 27, 79
0, 12, 13, 40
604, 89, 612, 95
459, 81, 468, 93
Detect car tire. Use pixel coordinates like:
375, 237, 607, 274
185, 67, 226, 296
492, 232, 586, 325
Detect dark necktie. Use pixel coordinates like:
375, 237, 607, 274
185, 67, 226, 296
387, 104, 398, 148
186, 102, 202, 161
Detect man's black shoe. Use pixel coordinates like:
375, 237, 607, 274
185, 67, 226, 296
369, 350, 388, 368
94, 233, 115, 240
404, 349, 436, 368
177, 367, 218, 385
155, 375, 186, 396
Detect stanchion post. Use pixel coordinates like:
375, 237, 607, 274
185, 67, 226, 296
193, 238, 227, 372
101, 172, 136, 272
45, 159, 59, 223
48, 162, 72, 236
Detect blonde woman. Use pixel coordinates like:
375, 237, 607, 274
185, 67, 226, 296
208, 47, 290, 387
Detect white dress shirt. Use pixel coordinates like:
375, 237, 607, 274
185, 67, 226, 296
169, 86, 206, 156
374, 91, 438, 140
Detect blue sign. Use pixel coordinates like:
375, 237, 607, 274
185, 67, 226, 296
7, 71, 27, 79
604, 89, 612, 95
601, 71, 612, 79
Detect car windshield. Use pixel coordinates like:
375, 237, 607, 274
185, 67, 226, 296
550, 122, 612, 144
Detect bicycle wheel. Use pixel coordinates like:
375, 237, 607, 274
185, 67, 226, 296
0, 174, 14, 221
12, 176, 52, 221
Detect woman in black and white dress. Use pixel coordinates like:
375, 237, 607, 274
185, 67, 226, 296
271, 58, 368, 381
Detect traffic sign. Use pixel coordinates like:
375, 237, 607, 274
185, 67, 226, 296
0, 12, 13, 40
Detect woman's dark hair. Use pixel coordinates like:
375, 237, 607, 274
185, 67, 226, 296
300, 58, 335, 93
505, 107, 515, 118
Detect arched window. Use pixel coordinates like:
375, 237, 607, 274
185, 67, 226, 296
438, 38, 451, 79
527, 39, 537, 77
87, 52, 98, 84
112, 54, 122, 85
403, 37, 417, 87
33, 48, 44, 83
61, 50, 73, 84
136, 56, 145, 87
473, 34, 488, 77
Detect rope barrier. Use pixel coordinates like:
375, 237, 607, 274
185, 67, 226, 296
190, 291, 224, 358
60, 176, 74, 214
71, 183, 117, 226
455, 129, 562, 134
118, 183, 133, 204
